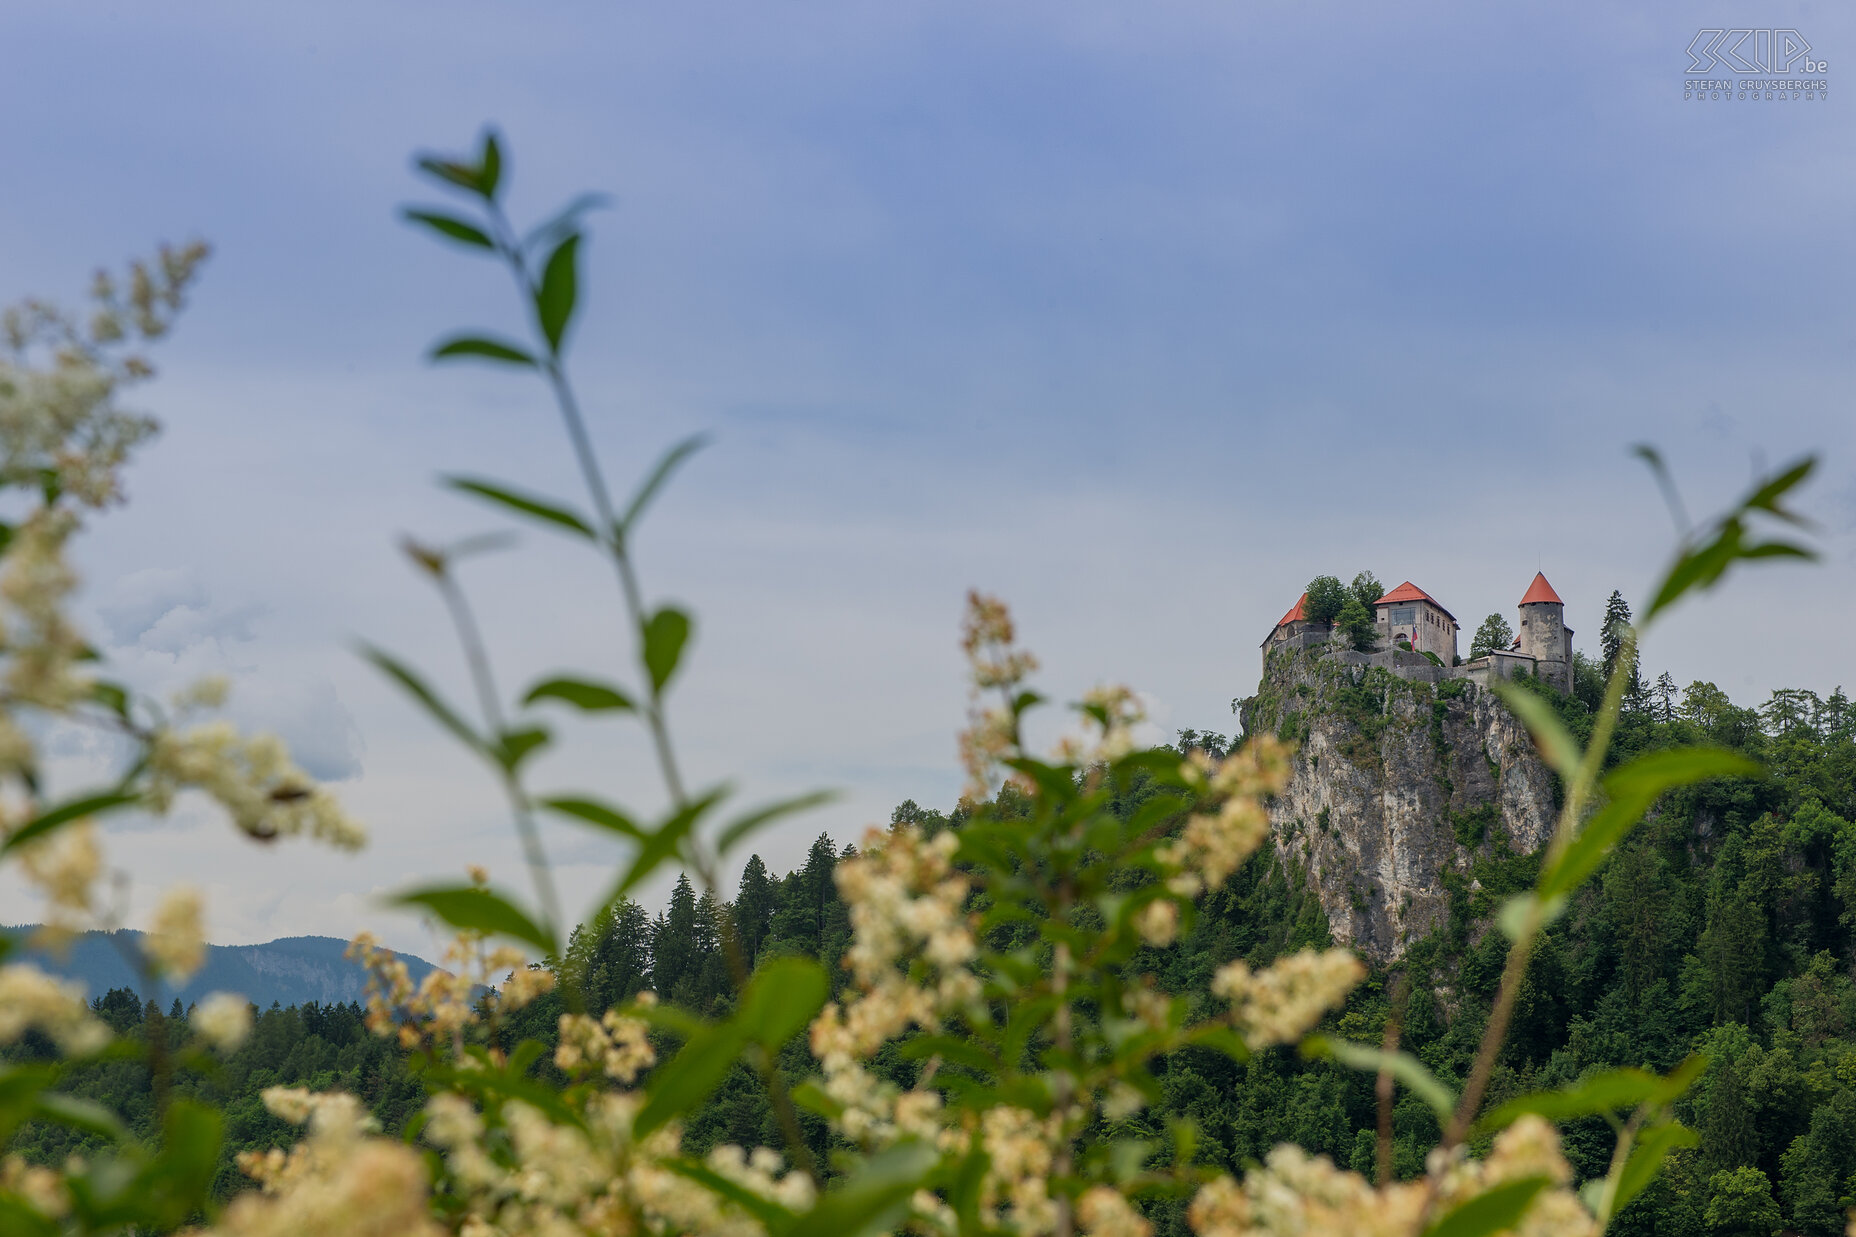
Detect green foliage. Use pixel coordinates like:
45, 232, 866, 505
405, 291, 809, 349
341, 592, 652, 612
1350, 571, 1385, 611
1470, 613, 1514, 660
1304, 574, 1348, 626
1337, 594, 1376, 652
1702, 1166, 1781, 1236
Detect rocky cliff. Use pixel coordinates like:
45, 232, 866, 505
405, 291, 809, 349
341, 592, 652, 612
1240, 648, 1559, 961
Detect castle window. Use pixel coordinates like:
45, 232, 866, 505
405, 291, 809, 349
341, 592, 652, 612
1390, 606, 1416, 626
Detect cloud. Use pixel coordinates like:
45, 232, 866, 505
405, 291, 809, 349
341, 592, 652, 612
233, 679, 366, 783
95, 568, 263, 655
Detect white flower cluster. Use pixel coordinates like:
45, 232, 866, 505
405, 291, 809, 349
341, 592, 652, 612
979, 1105, 1065, 1235
810, 825, 978, 1146
423, 1090, 813, 1237
1162, 736, 1292, 898
1211, 948, 1365, 1050
1188, 1116, 1594, 1237
0, 1154, 68, 1220
0, 963, 109, 1055
349, 928, 555, 1054
206, 1087, 439, 1237
146, 884, 206, 983
958, 591, 1038, 798
1078, 1185, 1154, 1237
148, 722, 366, 850
1055, 684, 1146, 768
0, 507, 89, 709
13, 818, 100, 951
555, 996, 657, 1082
194, 991, 254, 1053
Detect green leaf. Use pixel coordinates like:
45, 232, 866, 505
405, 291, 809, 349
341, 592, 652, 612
31, 1092, 128, 1141
1539, 747, 1760, 899
783, 1142, 939, 1237
523, 676, 635, 712
1496, 892, 1567, 942
416, 156, 484, 194
130, 1099, 224, 1228
494, 726, 550, 772
542, 796, 646, 840
716, 789, 837, 855
1421, 1176, 1551, 1237
359, 645, 484, 754
392, 884, 554, 955
1741, 454, 1815, 520
0, 1198, 55, 1237
1610, 1122, 1698, 1215
431, 334, 537, 367
402, 208, 494, 249
522, 192, 612, 253
663, 1158, 796, 1228
1303, 1036, 1457, 1123
445, 477, 594, 538
1488, 681, 1581, 780
478, 131, 503, 199
633, 958, 827, 1137
89, 680, 130, 720
618, 435, 708, 537
535, 234, 579, 353
0, 1066, 53, 1146
1478, 1069, 1661, 1131
606, 786, 727, 901
0, 792, 139, 857
643, 606, 692, 694
736, 956, 830, 1050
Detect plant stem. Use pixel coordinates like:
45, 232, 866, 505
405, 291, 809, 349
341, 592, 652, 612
486, 205, 691, 812
433, 569, 565, 961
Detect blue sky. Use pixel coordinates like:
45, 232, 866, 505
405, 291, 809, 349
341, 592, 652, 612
3, 2, 1852, 952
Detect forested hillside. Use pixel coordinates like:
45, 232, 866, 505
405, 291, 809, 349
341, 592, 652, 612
9, 668, 1855, 1234
0, 931, 442, 1011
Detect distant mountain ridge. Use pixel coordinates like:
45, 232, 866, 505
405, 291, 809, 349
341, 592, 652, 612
2, 927, 441, 1011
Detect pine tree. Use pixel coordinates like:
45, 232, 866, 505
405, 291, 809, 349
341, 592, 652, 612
733, 854, 777, 967
1600, 590, 1643, 705
1470, 613, 1514, 659
1702, 1054, 1757, 1174
651, 874, 700, 1000
1654, 671, 1678, 722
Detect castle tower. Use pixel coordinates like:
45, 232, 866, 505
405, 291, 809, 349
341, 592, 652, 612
1516, 572, 1572, 692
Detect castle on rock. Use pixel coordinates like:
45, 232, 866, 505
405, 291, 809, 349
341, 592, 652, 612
1261, 572, 1574, 692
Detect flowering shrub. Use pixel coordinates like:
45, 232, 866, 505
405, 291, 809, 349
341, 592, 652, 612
0, 131, 1841, 1237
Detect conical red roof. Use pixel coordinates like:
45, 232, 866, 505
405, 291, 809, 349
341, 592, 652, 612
1519, 572, 1563, 606
1275, 592, 1308, 628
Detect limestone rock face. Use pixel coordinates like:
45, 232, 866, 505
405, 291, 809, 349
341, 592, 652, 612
1242, 650, 1558, 961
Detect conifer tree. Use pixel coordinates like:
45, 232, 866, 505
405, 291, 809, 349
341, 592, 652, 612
651, 874, 700, 1000
1701, 1053, 1757, 1175
1601, 590, 1644, 705
733, 854, 777, 967
1653, 671, 1679, 722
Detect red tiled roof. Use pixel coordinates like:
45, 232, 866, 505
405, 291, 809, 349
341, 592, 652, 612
1373, 580, 1434, 606
1519, 572, 1564, 606
1373, 580, 1456, 624
1276, 592, 1308, 628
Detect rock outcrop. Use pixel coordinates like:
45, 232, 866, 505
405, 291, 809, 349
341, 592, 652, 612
1240, 648, 1559, 961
